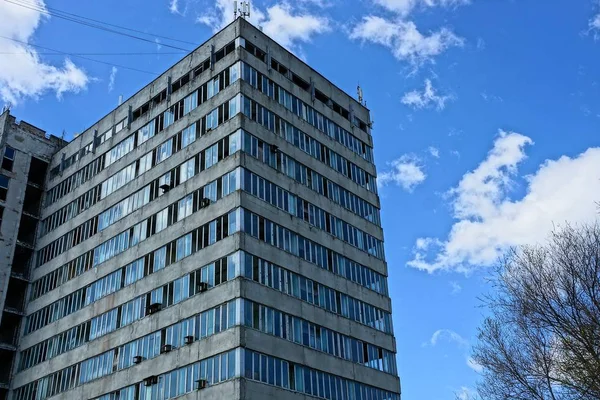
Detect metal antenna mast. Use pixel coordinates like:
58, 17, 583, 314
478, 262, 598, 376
234, 1, 250, 20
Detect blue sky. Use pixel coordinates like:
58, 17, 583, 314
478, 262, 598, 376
2, 0, 600, 399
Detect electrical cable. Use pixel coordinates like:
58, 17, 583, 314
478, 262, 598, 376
0, 34, 161, 75
3, 0, 195, 52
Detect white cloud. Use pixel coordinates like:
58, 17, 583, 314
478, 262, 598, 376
197, 1, 330, 54
374, 0, 470, 16
0, 0, 89, 105
456, 386, 478, 400
428, 329, 482, 374
155, 38, 162, 51
401, 79, 452, 110
429, 329, 469, 348
450, 280, 462, 294
466, 357, 483, 373
108, 67, 117, 93
481, 91, 503, 103
378, 154, 426, 191
476, 37, 485, 50
351, 17, 464, 67
408, 130, 600, 273
169, 0, 179, 14
428, 146, 440, 158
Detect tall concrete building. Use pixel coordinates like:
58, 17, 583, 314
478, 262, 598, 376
0, 18, 400, 400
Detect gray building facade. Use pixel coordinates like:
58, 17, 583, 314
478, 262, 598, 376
1, 18, 400, 400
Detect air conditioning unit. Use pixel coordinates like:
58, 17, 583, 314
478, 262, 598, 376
133, 355, 143, 364
200, 198, 211, 209
161, 344, 173, 354
195, 379, 208, 390
184, 335, 195, 345
197, 282, 208, 293
146, 302, 162, 315
144, 376, 158, 386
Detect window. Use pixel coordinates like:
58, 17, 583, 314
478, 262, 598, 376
2, 147, 15, 171
205, 143, 218, 169
137, 121, 155, 145
0, 174, 9, 201
183, 91, 198, 115
205, 109, 218, 131
178, 195, 193, 221
0, 205, 3, 229
179, 159, 195, 184
181, 124, 196, 148
155, 208, 168, 233
156, 140, 173, 163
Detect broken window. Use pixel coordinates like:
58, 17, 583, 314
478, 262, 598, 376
17, 214, 37, 246
28, 157, 48, 186
2, 147, 14, 172
23, 185, 43, 216
12, 245, 32, 278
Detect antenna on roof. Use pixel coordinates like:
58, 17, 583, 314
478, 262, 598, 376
2, 103, 11, 113
234, 1, 250, 20
357, 84, 363, 104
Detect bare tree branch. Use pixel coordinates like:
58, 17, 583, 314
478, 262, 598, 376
473, 222, 600, 400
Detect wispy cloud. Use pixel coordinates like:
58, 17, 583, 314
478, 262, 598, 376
373, 0, 471, 17
408, 130, 600, 273
456, 386, 478, 400
450, 281, 462, 294
108, 67, 117, 93
351, 17, 464, 68
481, 92, 503, 102
197, 0, 330, 55
426, 329, 481, 373
0, 0, 89, 104
476, 37, 485, 50
428, 146, 440, 158
378, 154, 427, 191
401, 79, 453, 110
169, 0, 179, 14
428, 329, 469, 348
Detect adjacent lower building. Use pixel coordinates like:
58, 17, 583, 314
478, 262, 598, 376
0, 17, 400, 400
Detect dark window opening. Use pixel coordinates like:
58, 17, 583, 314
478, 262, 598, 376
291, 73, 310, 91
171, 73, 190, 93
0, 387, 8, 400
4, 278, 27, 313
17, 214, 37, 245
2, 147, 14, 172
12, 245, 32, 278
0, 313, 20, 346
152, 89, 168, 108
315, 90, 328, 103
28, 157, 48, 186
215, 48, 225, 63
0, 349, 14, 384
0, 175, 8, 201
23, 185, 43, 216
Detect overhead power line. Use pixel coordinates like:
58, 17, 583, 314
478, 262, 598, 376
0, 51, 186, 56
0, 34, 161, 75
3, 0, 196, 52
